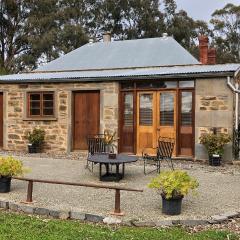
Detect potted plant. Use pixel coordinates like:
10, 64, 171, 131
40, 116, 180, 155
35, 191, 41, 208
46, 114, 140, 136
199, 133, 231, 166
148, 170, 199, 215
0, 156, 28, 193
103, 129, 118, 154
26, 128, 45, 153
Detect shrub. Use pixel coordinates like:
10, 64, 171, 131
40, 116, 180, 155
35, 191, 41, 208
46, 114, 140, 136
148, 170, 199, 199
0, 156, 28, 177
27, 128, 45, 145
199, 133, 231, 156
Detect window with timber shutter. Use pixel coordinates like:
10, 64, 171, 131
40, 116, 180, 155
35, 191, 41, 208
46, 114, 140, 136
27, 92, 54, 118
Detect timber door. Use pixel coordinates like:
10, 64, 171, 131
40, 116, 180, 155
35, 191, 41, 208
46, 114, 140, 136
119, 92, 134, 153
137, 92, 157, 155
178, 90, 194, 156
0, 93, 3, 147
73, 91, 100, 150
137, 91, 176, 155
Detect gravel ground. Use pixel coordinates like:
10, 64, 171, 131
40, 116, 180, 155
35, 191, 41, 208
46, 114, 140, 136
0, 154, 240, 222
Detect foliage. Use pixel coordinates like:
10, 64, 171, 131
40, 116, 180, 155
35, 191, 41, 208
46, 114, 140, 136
148, 170, 199, 200
0, 212, 238, 240
26, 128, 45, 146
0, 156, 28, 177
0, 0, 88, 73
199, 133, 231, 156
0, 0, 239, 73
210, 3, 240, 63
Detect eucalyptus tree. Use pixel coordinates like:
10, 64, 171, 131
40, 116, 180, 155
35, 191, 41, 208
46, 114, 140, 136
210, 3, 240, 63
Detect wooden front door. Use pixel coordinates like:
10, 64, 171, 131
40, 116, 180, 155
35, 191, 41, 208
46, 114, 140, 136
0, 93, 3, 147
73, 91, 100, 150
137, 91, 176, 155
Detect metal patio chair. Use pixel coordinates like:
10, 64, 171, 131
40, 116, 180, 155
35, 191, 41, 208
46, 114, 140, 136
86, 134, 114, 172
142, 137, 175, 175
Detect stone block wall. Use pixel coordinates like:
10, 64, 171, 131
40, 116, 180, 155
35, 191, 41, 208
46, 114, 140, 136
199, 95, 228, 111
195, 78, 233, 161
1, 82, 119, 153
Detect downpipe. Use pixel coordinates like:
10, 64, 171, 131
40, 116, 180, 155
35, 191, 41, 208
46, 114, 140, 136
227, 76, 239, 130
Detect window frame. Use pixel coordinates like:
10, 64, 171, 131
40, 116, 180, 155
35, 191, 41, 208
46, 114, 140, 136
27, 91, 55, 119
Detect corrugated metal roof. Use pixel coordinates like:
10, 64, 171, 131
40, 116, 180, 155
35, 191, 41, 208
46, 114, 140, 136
36, 37, 199, 72
0, 64, 239, 82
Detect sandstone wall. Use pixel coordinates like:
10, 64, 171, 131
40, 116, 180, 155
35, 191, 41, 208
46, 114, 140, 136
195, 78, 234, 161
1, 82, 119, 153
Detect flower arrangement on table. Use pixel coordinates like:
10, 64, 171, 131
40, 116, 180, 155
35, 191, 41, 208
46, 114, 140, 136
103, 129, 118, 153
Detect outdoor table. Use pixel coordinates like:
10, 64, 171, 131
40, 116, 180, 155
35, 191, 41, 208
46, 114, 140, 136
87, 154, 138, 182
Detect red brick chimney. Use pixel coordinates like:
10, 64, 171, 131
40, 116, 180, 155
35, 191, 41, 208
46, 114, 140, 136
198, 35, 209, 64
207, 48, 216, 65
198, 35, 216, 65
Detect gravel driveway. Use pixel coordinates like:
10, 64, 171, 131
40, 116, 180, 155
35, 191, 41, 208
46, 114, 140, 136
0, 154, 240, 221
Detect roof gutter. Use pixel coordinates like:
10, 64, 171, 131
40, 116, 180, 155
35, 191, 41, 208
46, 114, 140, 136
0, 71, 236, 84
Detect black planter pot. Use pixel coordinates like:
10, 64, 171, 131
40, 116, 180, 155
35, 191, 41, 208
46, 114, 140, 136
0, 177, 12, 193
28, 144, 41, 153
162, 195, 183, 215
209, 155, 221, 166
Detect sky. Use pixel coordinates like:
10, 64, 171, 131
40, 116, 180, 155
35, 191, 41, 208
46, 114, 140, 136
176, 0, 240, 21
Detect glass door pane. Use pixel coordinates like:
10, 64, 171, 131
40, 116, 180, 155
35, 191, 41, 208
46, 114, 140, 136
181, 92, 193, 126
123, 93, 133, 127
139, 94, 153, 126
160, 92, 174, 126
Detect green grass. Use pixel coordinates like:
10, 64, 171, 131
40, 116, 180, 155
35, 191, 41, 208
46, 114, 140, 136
0, 211, 238, 240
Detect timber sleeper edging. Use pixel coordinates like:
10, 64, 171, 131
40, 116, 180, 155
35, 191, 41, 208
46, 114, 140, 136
0, 200, 239, 226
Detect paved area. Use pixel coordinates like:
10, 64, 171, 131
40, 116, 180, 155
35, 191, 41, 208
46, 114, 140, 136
0, 154, 240, 221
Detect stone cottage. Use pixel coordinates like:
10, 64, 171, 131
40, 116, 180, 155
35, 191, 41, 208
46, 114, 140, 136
0, 33, 239, 161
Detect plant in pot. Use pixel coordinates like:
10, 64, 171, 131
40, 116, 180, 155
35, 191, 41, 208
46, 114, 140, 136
148, 170, 199, 215
199, 133, 231, 166
27, 128, 45, 153
0, 156, 28, 193
103, 130, 118, 157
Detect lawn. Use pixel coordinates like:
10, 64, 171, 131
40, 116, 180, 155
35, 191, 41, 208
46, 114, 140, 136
0, 211, 238, 240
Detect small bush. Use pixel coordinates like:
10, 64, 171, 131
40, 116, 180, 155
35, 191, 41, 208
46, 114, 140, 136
27, 128, 45, 145
148, 170, 199, 199
0, 156, 28, 177
199, 133, 231, 156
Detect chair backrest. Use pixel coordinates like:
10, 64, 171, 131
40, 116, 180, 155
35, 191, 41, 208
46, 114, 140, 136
87, 134, 109, 155
157, 137, 175, 159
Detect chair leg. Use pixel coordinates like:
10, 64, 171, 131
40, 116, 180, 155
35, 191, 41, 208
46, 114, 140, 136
144, 159, 146, 175
170, 159, 174, 170
85, 160, 93, 172
85, 160, 89, 169
157, 160, 160, 174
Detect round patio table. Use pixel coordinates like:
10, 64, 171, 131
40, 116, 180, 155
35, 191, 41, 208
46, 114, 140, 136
87, 154, 138, 182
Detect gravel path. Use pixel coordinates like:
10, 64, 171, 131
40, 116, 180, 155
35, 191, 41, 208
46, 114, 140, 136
0, 154, 240, 221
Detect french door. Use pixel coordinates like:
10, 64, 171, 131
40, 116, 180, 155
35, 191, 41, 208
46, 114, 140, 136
178, 90, 194, 156
137, 91, 176, 155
